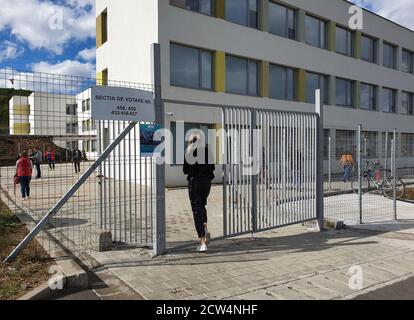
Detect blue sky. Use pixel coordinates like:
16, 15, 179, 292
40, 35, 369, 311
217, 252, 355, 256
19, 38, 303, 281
0, 0, 413, 78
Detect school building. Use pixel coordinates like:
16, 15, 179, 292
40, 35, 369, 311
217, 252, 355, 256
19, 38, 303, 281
95, 0, 414, 186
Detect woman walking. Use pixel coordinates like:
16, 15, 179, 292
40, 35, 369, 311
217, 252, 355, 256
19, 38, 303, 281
16, 151, 33, 201
183, 133, 215, 252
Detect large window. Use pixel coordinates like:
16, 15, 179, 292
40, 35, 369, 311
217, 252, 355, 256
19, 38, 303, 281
381, 87, 397, 113
336, 78, 354, 107
305, 15, 327, 49
170, 43, 213, 90
306, 72, 329, 104
269, 2, 296, 40
336, 130, 356, 159
383, 42, 397, 69
361, 131, 378, 158
401, 134, 414, 156
171, 122, 214, 164
226, 55, 258, 96
336, 26, 353, 56
361, 35, 377, 63
66, 104, 77, 116
401, 91, 414, 115
360, 83, 377, 111
169, 0, 212, 15
269, 64, 296, 100
402, 49, 414, 73
225, 0, 258, 28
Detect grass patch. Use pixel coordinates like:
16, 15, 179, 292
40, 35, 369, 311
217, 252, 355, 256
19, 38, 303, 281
0, 200, 53, 300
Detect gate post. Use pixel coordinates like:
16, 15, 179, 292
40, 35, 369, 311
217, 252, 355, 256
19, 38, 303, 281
251, 109, 258, 234
151, 43, 166, 256
357, 124, 363, 224
392, 128, 397, 220
315, 90, 325, 231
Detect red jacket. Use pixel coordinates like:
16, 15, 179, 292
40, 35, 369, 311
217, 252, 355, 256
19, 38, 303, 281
17, 156, 32, 177
46, 150, 55, 160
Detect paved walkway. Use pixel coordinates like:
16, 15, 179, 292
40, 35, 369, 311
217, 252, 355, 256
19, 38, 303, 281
2, 162, 414, 300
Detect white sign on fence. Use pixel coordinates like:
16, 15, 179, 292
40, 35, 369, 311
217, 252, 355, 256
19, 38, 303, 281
91, 86, 155, 122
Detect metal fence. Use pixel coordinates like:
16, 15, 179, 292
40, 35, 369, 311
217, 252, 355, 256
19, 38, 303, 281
222, 107, 319, 237
0, 68, 158, 262
323, 125, 403, 224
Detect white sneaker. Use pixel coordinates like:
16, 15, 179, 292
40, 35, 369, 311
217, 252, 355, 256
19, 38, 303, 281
199, 244, 208, 252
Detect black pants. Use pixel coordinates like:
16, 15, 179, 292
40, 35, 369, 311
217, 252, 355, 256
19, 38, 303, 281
74, 160, 81, 173
34, 161, 41, 178
188, 176, 211, 238
20, 176, 31, 198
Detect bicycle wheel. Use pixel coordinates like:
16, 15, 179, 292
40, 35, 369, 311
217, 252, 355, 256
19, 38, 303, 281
351, 176, 370, 195
383, 179, 406, 200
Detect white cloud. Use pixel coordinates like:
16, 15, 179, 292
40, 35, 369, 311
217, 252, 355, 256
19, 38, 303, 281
0, 41, 24, 62
0, 0, 95, 55
32, 60, 96, 78
77, 47, 96, 62
350, 0, 414, 31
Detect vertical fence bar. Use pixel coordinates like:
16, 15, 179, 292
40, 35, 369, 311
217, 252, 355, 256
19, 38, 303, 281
151, 43, 166, 256
393, 128, 397, 220
315, 90, 325, 231
251, 109, 258, 234
358, 124, 363, 224
328, 135, 332, 191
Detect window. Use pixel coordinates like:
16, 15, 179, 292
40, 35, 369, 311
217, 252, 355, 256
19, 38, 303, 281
306, 72, 329, 104
336, 78, 354, 107
381, 88, 397, 113
401, 91, 414, 115
361, 35, 377, 63
97, 9, 107, 47
91, 140, 97, 152
170, 122, 214, 164
169, 0, 212, 15
360, 83, 377, 111
226, 55, 258, 96
336, 26, 353, 56
383, 42, 397, 69
335, 130, 356, 159
323, 129, 331, 160
82, 99, 91, 112
170, 43, 213, 90
269, 64, 296, 100
402, 49, 414, 73
66, 104, 77, 115
305, 15, 327, 49
269, 2, 296, 40
401, 134, 414, 156
361, 131, 378, 158
225, 0, 258, 28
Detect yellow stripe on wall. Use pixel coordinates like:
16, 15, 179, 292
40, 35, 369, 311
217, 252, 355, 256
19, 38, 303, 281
13, 105, 30, 116
354, 31, 362, 59
297, 69, 306, 102
214, 51, 226, 93
260, 61, 269, 98
214, 0, 225, 19
96, 14, 103, 48
13, 123, 30, 135
328, 21, 336, 52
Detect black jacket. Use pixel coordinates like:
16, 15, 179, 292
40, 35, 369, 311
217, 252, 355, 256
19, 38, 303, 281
183, 146, 215, 181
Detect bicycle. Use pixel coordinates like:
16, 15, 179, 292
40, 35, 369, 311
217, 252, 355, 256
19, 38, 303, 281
351, 160, 406, 200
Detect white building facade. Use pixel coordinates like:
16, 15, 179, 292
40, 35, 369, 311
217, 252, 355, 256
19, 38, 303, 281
95, 0, 414, 186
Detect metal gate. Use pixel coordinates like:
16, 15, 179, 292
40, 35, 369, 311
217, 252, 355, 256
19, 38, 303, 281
222, 107, 319, 238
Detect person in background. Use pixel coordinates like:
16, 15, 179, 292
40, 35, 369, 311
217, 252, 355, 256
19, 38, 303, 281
16, 151, 33, 201
73, 147, 82, 173
46, 147, 55, 170
339, 151, 354, 183
31, 147, 42, 179
183, 133, 215, 253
